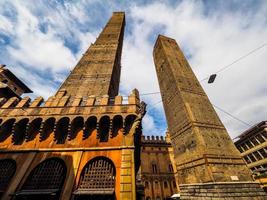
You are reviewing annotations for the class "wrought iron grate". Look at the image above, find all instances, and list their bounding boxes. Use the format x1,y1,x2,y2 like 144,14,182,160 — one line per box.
78,157,115,190
0,159,16,192
22,158,66,191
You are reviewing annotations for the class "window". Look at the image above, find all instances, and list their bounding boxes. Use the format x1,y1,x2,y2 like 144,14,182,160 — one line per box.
169,164,173,172
251,137,259,146
242,143,248,151
1,79,8,84
259,148,267,158
145,181,149,189
155,181,159,189
152,163,157,173
253,151,263,160
237,146,243,153
173,181,176,188
244,156,251,164
255,134,265,143
164,181,168,188
248,154,256,162
246,141,253,148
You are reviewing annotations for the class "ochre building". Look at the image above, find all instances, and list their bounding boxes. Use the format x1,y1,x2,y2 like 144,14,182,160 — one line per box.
0,12,146,200
235,121,267,191
140,133,178,200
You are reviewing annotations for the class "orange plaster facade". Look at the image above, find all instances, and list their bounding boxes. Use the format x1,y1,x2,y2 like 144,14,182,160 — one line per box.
0,12,145,200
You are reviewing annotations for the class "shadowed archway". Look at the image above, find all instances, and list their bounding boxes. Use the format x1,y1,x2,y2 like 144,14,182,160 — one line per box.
83,116,97,139
13,118,29,145
26,118,42,141
0,118,15,142
69,117,84,140
98,116,110,142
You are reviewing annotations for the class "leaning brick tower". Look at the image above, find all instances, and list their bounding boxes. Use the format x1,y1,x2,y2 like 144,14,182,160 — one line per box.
153,35,266,199
0,12,145,200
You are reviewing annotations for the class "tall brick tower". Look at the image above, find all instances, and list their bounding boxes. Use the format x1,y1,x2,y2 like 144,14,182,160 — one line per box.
0,12,145,200
153,35,266,199
58,12,124,97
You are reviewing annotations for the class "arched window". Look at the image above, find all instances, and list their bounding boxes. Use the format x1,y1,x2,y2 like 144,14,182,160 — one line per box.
152,162,157,173
145,181,149,189
15,158,66,199
169,164,173,172
154,181,160,190
0,159,16,196
164,181,168,188
173,180,176,188
75,157,115,196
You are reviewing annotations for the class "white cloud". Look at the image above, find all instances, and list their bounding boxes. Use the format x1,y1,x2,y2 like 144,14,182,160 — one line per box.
4,1,76,73
0,15,14,34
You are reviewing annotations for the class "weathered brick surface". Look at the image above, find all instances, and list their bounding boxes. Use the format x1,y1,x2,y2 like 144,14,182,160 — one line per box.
180,182,267,199
57,13,125,98
153,35,266,198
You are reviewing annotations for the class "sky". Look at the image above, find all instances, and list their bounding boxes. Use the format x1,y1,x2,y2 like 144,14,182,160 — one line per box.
0,0,266,139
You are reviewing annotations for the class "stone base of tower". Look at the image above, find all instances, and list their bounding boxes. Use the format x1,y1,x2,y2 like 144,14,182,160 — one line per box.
179,182,267,200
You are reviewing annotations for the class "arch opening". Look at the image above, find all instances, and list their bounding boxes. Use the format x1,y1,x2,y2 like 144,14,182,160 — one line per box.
13,118,29,145
40,118,55,141
83,116,97,139
55,117,69,144
111,115,123,138
74,156,116,200
26,118,42,141
124,115,137,135
0,119,15,142
69,117,84,140
99,116,110,142
15,158,66,200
